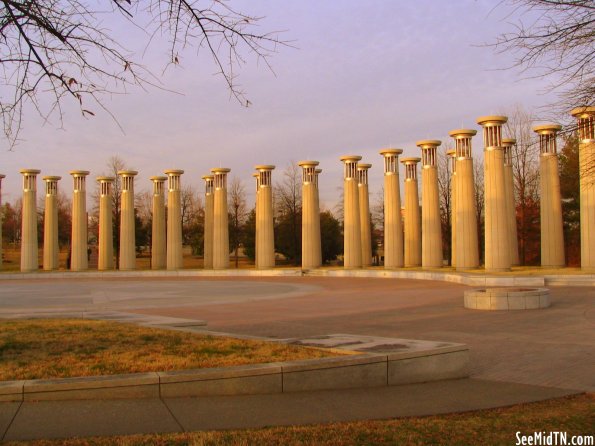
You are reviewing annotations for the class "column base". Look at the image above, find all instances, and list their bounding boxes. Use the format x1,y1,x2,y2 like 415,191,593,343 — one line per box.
456,266,480,271
581,266,595,273
541,263,565,269
484,267,511,273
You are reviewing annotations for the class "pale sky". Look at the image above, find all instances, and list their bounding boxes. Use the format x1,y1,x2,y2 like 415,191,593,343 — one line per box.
0,0,559,208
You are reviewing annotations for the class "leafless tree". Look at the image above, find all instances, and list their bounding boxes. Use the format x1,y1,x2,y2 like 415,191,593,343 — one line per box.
492,0,594,112
274,162,301,264
437,144,453,264
228,176,246,267
0,0,287,146
474,157,485,263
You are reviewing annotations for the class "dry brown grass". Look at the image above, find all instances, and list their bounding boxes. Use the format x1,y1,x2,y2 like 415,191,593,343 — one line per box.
0,319,339,380
4,393,593,445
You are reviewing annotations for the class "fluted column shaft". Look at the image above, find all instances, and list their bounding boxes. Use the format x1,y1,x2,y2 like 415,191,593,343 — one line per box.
150,177,167,270
417,140,443,269
502,140,520,266
20,169,40,272
380,150,403,269
255,166,275,269
212,168,230,269
571,107,595,272
70,171,89,271
401,158,421,267
358,164,372,267
450,129,479,270
341,156,362,268
299,161,322,269
532,125,565,268
118,171,137,270
43,176,60,270
165,170,184,270
97,177,114,270
447,151,457,267
478,116,511,272
203,176,214,269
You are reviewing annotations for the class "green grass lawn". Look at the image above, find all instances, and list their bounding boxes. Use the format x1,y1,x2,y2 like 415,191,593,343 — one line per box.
0,319,340,380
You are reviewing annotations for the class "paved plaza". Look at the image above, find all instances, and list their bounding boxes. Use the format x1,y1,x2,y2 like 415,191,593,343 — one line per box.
1,275,593,392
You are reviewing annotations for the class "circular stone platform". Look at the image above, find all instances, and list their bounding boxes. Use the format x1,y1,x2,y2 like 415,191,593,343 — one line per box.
464,287,550,310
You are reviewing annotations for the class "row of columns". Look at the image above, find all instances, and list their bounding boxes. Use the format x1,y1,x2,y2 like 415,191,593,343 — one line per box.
2,108,594,272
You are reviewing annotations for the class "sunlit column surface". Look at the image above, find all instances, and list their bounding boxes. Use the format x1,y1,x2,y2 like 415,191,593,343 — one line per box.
255,165,275,269
165,169,184,270
502,138,520,266
299,161,322,270
212,167,230,269
314,168,323,266
20,169,41,272
0,174,4,269
417,140,443,269
571,106,595,272
203,175,215,270
400,157,421,267
477,115,511,272
149,176,167,270
118,170,138,270
449,129,479,270
42,176,61,271
341,155,362,268
379,149,404,269
533,124,565,268
447,150,457,267
97,177,115,271
70,170,90,271
357,163,372,267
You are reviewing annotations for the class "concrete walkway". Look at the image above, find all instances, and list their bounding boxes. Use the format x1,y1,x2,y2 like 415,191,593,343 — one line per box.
0,275,592,441
0,379,579,441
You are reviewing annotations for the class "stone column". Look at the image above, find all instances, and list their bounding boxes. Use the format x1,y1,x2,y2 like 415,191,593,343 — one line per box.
202,175,214,270
417,140,443,269
255,165,275,269
97,177,115,271
341,155,362,268
314,168,323,265
212,167,230,269
477,115,511,272
118,170,138,270
449,129,479,270
447,150,457,267
0,174,4,269
70,171,90,271
42,176,61,271
165,169,184,270
252,173,260,264
502,138,520,266
20,169,40,272
380,149,404,269
400,158,421,267
571,107,595,272
150,177,167,270
534,124,565,268
299,161,322,269
357,163,372,267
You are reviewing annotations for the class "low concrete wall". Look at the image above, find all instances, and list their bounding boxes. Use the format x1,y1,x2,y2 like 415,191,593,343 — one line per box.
464,288,550,310
2,346,469,402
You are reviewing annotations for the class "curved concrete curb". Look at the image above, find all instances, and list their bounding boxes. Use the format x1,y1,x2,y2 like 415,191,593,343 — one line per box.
0,268,593,286
0,345,469,402
464,287,550,310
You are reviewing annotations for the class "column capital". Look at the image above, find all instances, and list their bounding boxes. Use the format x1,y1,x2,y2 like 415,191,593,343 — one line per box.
255,164,275,171
477,115,508,126
357,163,371,171
42,176,61,182
20,169,41,176
0,174,5,180
97,176,115,183
340,155,362,163
570,106,595,119
117,170,138,177
532,123,562,135
416,139,442,149
298,160,319,168
357,163,371,186
341,155,360,180
164,169,184,176
210,167,231,175
400,157,421,165
150,176,168,183
417,140,441,167
449,128,477,138
379,148,403,157
69,170,90,177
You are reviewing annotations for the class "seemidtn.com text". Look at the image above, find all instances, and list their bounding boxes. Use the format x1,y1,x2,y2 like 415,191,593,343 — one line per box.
516,432,594,446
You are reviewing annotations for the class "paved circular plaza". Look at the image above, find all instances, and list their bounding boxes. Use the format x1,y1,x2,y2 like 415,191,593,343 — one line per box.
1,276,593,392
